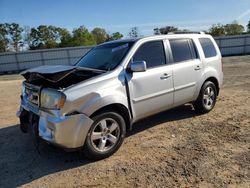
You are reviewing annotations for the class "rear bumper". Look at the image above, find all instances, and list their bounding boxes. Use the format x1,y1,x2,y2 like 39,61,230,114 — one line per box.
17,97,93,149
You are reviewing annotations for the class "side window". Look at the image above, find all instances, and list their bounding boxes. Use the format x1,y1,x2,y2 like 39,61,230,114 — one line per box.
169,39,195,63
133,41,167,68
199,38,217,58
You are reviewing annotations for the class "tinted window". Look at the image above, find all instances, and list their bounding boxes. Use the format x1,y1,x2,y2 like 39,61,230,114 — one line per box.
199,38,217,58
133,41,166,68
170,39,194,63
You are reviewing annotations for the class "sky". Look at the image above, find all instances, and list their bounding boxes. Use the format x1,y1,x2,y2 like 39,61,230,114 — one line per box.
0,0,250,36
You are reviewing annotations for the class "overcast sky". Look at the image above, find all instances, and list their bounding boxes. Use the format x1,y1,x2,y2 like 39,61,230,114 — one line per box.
0,0,250,36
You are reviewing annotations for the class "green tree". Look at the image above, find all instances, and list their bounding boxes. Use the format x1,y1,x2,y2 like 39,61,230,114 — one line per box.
153,26,178,34
128,27,140,38
28,27,42,49
224,21,244,35
209,24,225,37
0,23,9,52
38,25,60,48
23,26,36,50
58,28,72,47
91,27,107,44
69,26,96,46
28,25,66,49
247,21,250,33
107,32,123,41
6,23,23,52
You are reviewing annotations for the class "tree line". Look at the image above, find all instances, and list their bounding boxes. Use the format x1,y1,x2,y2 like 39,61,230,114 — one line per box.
0,24,123,52
128,21,250,38
153,21,250,36
0,20,250,52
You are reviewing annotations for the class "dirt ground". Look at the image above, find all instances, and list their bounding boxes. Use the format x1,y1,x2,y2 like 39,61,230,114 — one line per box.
0,55,249,188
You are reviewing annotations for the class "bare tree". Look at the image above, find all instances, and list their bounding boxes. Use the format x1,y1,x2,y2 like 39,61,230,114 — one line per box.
128,27,140,38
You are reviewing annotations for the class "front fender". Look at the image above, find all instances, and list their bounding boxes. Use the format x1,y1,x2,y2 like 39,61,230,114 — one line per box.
61,88,129,118
79,91,129,117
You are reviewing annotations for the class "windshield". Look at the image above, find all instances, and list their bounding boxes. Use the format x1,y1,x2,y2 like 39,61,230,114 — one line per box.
76,42,134,71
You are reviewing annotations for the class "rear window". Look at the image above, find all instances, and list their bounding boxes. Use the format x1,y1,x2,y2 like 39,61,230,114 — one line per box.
199,38,217,58
169,39,197,63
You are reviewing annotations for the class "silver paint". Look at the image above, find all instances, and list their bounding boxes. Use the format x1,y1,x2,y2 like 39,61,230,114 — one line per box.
17,33,223,149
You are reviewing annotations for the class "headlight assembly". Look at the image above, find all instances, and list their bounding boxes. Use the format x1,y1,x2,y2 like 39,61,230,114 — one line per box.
40,88,66,109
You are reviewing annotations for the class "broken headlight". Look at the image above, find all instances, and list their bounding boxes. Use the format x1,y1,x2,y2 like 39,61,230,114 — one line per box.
40,88,66,109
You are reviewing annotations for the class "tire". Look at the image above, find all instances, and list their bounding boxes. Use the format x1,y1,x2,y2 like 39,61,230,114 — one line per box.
20,122,29,133
19,109,29,133
83,111,126,160
193,81,217,114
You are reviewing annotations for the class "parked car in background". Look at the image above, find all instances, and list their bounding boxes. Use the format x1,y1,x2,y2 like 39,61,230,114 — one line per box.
17,33,223,160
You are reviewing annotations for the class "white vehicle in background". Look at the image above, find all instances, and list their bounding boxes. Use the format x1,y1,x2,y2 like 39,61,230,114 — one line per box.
17,32,223,160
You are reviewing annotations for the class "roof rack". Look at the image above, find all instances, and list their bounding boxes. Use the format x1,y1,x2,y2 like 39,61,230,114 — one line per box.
168,31,205,34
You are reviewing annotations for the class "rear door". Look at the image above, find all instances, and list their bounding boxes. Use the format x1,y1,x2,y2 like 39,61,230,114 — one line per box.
169,38,203,106
127,40,174,120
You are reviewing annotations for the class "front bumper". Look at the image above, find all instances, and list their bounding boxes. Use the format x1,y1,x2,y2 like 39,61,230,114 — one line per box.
17,96,93,149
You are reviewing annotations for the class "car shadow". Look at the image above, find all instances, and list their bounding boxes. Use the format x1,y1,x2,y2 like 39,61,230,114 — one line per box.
0,125,91,187
0,104,199,187
128,104,199,137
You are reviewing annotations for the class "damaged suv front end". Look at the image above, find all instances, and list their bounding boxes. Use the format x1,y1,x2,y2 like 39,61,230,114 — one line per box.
17,65,106,149
17,41,134,153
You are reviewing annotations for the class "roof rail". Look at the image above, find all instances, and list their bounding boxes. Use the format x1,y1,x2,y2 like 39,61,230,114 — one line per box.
168,31,205,34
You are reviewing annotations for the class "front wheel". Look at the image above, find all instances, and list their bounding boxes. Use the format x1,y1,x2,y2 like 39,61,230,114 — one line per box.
83,111,126,160
193,81,217,114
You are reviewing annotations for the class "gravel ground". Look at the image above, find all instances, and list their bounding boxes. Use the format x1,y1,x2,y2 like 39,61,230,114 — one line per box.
0,55,249,188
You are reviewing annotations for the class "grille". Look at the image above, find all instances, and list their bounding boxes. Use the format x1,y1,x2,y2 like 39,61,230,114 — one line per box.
24,82,40,106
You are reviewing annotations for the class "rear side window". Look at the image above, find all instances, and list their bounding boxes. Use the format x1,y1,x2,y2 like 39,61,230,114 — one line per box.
169,39,197,63
199,38,217,58
133,41,166,68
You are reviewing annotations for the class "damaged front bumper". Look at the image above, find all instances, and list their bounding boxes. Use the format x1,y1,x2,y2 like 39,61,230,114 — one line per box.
17,95,93,149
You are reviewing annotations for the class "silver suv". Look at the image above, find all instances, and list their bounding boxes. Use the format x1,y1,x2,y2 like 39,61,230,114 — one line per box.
17,33,223,160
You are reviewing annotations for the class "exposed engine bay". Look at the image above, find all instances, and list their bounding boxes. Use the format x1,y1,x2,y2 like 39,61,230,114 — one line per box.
21,65,105,89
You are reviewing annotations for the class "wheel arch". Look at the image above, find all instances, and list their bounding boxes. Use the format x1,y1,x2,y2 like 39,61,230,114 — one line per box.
204,77,220,95
89,103,132,131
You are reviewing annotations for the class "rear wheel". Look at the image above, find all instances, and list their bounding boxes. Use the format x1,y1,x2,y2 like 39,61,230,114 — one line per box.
193,81,217,114
83,112,126,160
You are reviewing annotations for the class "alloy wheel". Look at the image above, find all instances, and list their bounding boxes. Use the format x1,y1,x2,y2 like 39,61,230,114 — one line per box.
90,118,120,152
203,86,215,109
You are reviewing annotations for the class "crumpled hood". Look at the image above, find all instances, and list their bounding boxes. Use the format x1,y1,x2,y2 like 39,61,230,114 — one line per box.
21,65,76,75
21,65,78,83
21,65,104,88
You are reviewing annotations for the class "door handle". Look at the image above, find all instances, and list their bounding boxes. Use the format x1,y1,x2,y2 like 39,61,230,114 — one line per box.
160,73,171,80
194,66,201,71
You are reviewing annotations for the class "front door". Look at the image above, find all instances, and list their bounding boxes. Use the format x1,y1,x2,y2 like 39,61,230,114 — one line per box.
126,40,174,121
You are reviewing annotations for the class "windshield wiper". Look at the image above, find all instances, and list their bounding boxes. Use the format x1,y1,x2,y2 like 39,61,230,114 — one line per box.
74,66,107,73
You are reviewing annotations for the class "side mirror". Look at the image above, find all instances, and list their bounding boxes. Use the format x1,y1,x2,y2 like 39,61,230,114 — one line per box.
129,61,147,72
